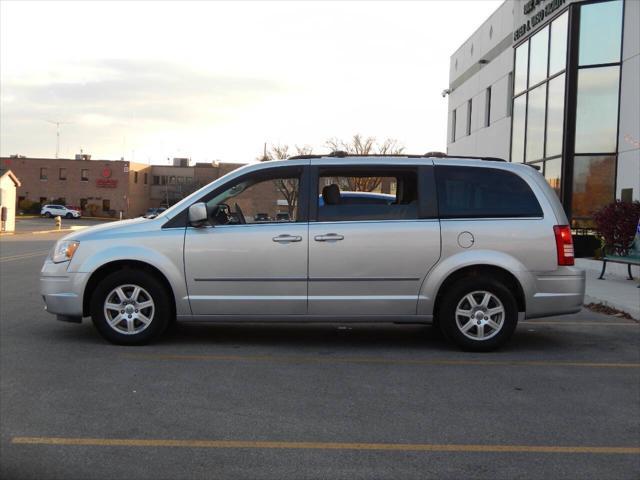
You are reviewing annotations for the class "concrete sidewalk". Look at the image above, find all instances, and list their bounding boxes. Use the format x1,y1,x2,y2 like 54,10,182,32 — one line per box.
576,258,640,320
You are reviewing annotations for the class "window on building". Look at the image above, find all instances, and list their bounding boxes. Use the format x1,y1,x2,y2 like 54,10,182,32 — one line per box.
436,166,542,218
544,158,562,198
571,155,615,227
466,99,472,136
511,95,526,163
169,176,176,185
549,11,568,75
546,73,566,158
80,198,88,211
186,176,193,183
102,199,111,212
485,87,492,127
152,176,160,185
40,168,47,180
59,168,67,180
514,43,528,95
317,169,418,222
578,0,623,67
81,169,89,181
507,72,514,116
529,26,549,87
144,173,148,185
574,65,620,154
177,176,184,184
134,171,138,183
451,109,457,142
525,83,547,163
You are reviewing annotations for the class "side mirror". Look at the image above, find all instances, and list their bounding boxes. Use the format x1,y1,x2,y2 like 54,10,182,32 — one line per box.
188,202,208,227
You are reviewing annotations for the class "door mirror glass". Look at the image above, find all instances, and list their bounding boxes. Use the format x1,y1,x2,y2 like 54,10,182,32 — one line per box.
188,202,208,227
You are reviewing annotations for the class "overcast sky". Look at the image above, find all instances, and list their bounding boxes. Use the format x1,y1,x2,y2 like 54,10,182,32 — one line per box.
1,0,501,164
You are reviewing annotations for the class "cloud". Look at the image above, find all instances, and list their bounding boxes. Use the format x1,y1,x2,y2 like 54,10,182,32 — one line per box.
2,59,284,127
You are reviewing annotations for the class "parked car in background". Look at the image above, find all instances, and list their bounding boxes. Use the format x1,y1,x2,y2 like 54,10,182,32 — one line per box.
143,207,167,218
40,154,584,351
40,204,81,219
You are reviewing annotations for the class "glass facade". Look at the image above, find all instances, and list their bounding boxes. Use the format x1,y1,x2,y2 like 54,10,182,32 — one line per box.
511,11,567,169
510,1,623,224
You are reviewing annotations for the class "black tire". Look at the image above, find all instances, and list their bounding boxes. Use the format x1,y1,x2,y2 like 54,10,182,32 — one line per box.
65,213,73,219
44,212,52,218
90,269,171,345
438,277,518,352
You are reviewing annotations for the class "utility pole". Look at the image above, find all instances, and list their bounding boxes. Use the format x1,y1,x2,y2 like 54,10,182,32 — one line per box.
46,120,72,159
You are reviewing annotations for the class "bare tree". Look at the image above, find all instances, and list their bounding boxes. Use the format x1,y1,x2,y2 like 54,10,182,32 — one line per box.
324,134,405,192
260,144,313,219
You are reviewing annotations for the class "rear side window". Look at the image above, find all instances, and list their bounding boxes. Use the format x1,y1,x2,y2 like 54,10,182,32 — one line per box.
317,168,418,222
436,166,542,218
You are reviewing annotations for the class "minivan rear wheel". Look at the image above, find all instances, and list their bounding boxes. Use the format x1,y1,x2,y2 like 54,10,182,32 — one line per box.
438,277,518,351
90,270,170,345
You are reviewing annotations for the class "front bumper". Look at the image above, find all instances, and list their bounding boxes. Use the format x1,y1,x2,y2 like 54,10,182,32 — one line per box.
41,260,89,318
526,267,586,319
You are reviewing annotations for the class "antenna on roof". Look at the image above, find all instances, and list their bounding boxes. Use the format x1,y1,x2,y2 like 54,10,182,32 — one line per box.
45,120,72,159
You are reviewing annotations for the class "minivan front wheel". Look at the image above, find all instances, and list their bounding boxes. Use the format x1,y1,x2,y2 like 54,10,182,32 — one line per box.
438,278,518,351
90,270,170,345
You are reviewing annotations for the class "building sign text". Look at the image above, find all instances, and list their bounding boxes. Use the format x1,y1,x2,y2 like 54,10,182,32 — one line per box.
514,0,566,42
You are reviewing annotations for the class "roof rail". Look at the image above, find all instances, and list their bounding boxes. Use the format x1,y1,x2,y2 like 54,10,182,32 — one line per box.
286,153,508,162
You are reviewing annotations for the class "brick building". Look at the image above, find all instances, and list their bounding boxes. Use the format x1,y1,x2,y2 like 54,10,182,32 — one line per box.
1,155,152,217
0,155,252,218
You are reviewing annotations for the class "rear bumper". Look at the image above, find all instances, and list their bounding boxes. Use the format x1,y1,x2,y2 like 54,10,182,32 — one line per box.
40,260,89,318
526,267,586,319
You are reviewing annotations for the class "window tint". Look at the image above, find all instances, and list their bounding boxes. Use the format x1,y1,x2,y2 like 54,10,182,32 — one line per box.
436,166,542,218
317,169,418,222
206,171,301,225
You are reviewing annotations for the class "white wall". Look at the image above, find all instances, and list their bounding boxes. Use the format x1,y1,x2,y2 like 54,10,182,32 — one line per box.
0,175,17,232
617,0,640,201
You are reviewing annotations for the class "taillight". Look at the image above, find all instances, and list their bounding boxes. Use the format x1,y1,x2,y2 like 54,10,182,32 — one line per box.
553,225,574,266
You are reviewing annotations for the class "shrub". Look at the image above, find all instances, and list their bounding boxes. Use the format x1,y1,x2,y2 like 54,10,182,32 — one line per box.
593,200,640,255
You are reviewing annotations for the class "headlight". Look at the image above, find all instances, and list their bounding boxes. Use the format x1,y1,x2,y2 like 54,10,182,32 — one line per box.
52,240,80,263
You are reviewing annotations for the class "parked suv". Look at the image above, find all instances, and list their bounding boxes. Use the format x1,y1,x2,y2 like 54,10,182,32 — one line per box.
41,204,81,219
40,155,584,350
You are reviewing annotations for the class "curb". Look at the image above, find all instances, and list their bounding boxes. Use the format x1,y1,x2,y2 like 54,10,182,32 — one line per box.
584,294,640,321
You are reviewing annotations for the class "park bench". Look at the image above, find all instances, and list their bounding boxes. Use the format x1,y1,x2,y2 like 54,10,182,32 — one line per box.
598,221,640,286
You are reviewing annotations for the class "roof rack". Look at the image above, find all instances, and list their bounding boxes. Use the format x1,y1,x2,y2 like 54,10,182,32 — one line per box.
288,152,507,162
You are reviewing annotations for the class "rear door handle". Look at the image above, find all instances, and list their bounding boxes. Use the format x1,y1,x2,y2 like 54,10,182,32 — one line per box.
314,233,344,242
272,234,302,243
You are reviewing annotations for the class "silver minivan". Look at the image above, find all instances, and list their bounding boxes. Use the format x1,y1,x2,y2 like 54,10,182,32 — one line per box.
40,154,585,351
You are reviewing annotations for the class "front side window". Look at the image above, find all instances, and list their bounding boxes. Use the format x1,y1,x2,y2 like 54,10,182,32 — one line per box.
436,166,542,218
317,168,418,222
206,170,301,225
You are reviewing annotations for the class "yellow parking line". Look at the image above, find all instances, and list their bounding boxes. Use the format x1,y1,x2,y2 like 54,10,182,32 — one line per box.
122,353,640,369
11,436,640,455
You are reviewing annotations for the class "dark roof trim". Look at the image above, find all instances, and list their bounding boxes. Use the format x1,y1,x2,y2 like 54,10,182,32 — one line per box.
288,153,506,162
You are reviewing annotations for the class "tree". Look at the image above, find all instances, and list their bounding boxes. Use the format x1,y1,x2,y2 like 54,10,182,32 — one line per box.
324,134,405,192
259,144,313,219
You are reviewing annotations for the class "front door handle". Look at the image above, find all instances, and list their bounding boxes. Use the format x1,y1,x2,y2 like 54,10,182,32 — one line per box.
314,233,344,242
272,234,302,243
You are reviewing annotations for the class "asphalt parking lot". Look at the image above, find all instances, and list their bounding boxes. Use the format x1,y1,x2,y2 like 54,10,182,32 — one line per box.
0,232,638,480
